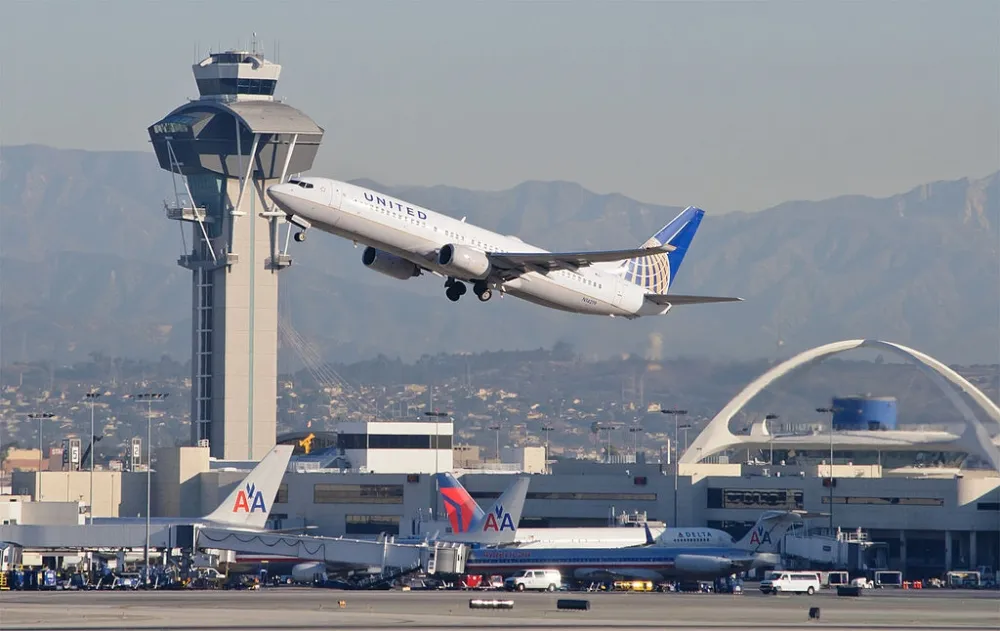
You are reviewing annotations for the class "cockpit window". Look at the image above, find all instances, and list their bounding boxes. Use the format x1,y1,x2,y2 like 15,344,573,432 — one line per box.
287,178,314,189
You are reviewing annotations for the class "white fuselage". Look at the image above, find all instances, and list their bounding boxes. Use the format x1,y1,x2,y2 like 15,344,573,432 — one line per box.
511,526,734,549
268,178,672,317
411,520,733,549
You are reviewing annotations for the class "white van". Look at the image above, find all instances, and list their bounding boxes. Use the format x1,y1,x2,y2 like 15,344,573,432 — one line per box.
504,569,562,592
759,571,821,595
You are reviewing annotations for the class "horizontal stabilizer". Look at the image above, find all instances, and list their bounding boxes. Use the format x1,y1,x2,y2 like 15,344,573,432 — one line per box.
645,294,743,306
490,245,675,274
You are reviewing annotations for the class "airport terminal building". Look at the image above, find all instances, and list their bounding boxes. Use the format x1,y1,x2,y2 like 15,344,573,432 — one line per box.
7,342,1000,580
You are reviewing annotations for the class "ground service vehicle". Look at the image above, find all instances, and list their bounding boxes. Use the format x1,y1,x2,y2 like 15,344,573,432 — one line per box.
759,571,821,595
504,569,561,592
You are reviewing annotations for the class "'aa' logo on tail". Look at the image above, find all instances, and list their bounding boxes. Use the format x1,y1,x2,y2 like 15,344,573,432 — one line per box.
233,483,267,513
749,525,772,546
482,504,515,532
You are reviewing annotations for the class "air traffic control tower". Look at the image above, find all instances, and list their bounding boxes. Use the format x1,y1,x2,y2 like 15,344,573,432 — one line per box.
148,49,324,460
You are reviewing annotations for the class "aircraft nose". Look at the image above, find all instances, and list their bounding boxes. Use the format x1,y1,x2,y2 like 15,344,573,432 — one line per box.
267,183,296,210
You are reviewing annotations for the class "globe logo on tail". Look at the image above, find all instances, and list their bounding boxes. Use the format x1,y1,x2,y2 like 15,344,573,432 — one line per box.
233,482,267,513
624,236,671,294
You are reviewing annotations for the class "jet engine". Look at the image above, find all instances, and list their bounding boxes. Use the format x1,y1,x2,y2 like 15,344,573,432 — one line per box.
362,247,420,280
437,243,490,280
291,561,327,584
673,554,736,576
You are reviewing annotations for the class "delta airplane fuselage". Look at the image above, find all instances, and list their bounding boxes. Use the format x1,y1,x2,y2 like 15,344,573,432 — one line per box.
466,544,772,582
267,178,739,315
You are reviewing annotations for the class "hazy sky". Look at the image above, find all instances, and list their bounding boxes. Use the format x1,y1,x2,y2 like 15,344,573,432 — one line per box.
1,1,997,212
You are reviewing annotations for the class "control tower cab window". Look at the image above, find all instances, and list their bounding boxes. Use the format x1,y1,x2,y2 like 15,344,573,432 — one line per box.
196,77,277,97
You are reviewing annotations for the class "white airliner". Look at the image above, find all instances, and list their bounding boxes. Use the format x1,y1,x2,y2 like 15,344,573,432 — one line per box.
426,473,735,550
267,178,741,315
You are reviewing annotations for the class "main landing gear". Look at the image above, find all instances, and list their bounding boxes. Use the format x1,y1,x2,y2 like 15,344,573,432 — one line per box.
445,278,466,302
474,280,492,302
445,279,494,302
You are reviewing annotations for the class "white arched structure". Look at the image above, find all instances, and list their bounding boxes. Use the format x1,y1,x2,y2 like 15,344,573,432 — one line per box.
681,339,1000,472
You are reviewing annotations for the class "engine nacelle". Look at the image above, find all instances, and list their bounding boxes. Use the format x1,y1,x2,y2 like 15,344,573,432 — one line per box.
291,561,327,584
362,247,420,280
437,243,491,280
673,554,735,576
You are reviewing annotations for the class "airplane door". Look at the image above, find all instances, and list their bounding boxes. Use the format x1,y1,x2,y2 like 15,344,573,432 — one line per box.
613,276,625,307
328,185,343,209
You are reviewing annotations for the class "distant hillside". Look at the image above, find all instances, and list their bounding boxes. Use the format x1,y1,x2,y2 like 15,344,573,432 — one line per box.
1,145,997,365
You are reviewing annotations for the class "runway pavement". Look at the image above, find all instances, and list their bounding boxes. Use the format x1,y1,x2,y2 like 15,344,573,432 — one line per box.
1,587,997,630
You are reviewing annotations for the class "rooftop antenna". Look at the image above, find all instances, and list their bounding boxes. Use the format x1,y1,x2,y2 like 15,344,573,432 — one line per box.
252,32,257,55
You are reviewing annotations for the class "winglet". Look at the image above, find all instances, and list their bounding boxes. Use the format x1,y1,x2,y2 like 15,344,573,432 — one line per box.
203,445,293,530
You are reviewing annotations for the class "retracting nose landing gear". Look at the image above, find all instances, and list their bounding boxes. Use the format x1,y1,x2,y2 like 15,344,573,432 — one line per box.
288,215,311,243
445,277,467,302
473,280,492,302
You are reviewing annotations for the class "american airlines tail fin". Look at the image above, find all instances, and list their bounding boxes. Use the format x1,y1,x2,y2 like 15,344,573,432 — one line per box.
203,445,294,530
434,472,529,545
436,472,486,534
733,510,803,554
618,206,704,294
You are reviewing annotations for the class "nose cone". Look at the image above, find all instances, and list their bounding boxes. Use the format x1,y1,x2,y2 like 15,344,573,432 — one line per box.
267,183,296,211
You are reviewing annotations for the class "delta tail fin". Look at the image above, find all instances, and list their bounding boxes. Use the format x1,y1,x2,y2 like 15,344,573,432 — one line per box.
618,206,704,295
436,472,486,534
434,472,529,545
733,510,803,554
203,444,294,530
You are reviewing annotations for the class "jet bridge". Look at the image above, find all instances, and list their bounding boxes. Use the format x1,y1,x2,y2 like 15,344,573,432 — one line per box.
196,527,428,572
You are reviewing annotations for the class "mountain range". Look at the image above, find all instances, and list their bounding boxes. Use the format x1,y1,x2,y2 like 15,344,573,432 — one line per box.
1,144,997,366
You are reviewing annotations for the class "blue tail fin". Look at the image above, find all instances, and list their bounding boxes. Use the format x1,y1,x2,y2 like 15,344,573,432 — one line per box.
620,206,704,294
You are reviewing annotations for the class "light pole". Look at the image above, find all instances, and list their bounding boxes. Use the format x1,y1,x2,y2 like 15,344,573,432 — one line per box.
85,392,102,524
765,414,779,465
629,426,643,457
424,410,449,521
541,425,554,472
488,424,501,462
423,411,449,474
816,406,838,534
27,412,55,500
133,393,168,587
661,408,687,527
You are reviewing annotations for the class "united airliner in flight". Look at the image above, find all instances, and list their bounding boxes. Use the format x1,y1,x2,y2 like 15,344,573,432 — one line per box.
267,178,741,316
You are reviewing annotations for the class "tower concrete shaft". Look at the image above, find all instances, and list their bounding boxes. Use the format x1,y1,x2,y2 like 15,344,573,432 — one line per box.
148,48,324,460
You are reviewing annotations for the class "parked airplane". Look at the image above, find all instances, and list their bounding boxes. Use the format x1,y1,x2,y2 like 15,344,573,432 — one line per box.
464,510,801,583
425,473,738,549
92,445,293,531
288,475,531,584
267,178,741,316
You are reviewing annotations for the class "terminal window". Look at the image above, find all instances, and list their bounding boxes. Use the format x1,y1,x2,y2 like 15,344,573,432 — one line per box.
345,515,401,536
313,483,404,504
708,488,804,510
821,496,944,506
337,433,453,450
275,483,288,504
470,491,656,502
